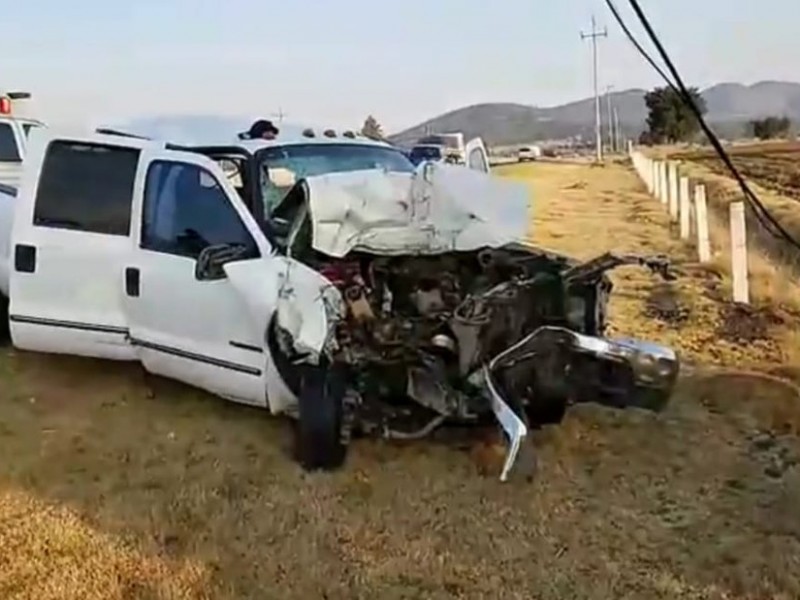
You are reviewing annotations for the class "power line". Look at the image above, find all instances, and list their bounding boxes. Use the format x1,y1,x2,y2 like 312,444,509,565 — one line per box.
581,15,608,163
604,0,800,251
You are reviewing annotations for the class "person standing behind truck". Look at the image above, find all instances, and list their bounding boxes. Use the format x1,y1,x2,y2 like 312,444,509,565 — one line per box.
247,119,280,140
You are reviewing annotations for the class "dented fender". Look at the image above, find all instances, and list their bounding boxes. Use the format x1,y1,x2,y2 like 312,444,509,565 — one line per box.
224,256,344,361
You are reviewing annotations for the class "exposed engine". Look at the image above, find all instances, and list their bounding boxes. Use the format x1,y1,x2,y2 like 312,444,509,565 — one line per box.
311,246,603,431
266,168,679,480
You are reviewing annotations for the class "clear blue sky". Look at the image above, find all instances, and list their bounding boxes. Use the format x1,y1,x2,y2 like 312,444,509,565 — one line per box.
1,0,797,132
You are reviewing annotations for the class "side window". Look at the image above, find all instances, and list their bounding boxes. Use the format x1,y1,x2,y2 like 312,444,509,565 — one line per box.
22,123,41,138
0,123,21,162
33,141,139,235
142,160,259,259
468,147,488,172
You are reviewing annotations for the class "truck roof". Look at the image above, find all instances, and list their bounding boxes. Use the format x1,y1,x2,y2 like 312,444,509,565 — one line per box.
235,128,393,153
100,118,395,151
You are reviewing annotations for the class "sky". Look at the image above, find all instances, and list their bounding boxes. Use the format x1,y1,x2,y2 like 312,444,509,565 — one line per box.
1,0,797,133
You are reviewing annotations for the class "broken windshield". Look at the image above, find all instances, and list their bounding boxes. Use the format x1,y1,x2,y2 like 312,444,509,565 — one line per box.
258,142,414,214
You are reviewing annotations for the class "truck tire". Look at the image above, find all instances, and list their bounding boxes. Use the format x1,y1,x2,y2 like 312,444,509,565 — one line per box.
294,361,348,471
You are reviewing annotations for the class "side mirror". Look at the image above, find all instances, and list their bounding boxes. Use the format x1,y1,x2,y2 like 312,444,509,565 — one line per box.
195,243,249,281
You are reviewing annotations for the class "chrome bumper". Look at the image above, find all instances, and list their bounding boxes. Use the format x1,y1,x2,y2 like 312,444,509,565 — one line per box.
479,326,679,482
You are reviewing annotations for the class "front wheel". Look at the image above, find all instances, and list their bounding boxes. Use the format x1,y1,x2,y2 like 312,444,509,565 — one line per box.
294,362,348,471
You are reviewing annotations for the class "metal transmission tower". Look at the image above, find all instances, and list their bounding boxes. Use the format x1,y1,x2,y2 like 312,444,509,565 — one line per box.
581,16,607,162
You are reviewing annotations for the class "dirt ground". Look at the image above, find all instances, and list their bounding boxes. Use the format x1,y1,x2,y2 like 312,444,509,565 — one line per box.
1,161,799,599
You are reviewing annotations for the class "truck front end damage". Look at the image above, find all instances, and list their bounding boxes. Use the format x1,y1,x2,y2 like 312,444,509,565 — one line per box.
270,165,680,480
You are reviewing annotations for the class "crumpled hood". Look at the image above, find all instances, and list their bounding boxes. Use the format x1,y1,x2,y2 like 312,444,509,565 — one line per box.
301,163,531,257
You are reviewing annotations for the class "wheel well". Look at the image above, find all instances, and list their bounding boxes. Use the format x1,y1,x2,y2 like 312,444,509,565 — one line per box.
265,314,302,396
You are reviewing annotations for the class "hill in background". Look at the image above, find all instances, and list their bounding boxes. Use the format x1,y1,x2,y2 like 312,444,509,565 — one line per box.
389,81,800,146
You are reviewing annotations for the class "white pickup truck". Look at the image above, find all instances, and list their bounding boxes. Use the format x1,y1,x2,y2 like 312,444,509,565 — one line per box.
0,125,679,481
0,92,46,187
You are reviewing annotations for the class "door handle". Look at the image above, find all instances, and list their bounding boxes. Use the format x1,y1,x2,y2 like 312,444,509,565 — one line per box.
125,267,140,297
14,244,36,273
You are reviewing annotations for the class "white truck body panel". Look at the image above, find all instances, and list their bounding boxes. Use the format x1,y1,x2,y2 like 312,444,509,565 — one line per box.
0,126,500,417
0,186,14,296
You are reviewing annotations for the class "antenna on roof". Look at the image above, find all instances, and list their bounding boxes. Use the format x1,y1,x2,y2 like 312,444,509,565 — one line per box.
271,107,287,123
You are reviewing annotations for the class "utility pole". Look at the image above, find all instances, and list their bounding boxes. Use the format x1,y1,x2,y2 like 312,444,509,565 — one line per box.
581,15,607,163
605,85,615,153
613,106,622,153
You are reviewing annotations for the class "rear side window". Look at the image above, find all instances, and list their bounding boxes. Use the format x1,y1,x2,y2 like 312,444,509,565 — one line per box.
0,123,20,162
22,123,41,138
33,141,139,235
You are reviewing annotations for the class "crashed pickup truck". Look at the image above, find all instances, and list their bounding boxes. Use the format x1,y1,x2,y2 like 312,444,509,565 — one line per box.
0,125,679,480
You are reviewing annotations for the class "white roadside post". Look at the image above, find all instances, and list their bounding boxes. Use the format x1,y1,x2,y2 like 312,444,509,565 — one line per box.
679,176,691,239
652,161,659,198
658,162,667,205
694,184,711,262
668,162,679,221
652,160,659,198
729,201,749,303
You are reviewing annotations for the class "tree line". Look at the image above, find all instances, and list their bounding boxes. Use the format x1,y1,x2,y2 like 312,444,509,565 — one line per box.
639,86,793,144
362,90,794,147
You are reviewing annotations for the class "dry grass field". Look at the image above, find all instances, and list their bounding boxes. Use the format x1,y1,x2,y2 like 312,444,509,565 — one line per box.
673,141,800,201
1,160,799,599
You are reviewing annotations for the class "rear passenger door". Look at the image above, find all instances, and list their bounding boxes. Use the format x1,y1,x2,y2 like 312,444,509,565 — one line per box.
9,130,147,360
465,137,491,174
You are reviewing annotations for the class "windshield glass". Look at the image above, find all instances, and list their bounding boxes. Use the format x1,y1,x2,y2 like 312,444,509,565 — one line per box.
419,135,460,149
258,142,414,214
409,146,442,163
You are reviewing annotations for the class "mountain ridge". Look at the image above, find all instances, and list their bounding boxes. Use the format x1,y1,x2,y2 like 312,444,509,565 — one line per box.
389,81,800,146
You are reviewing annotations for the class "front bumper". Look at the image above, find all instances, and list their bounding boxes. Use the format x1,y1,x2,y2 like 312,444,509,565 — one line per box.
477,326,680,482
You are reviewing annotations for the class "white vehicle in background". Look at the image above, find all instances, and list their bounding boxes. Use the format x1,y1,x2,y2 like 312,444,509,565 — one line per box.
0,121,679,481
517,146,542,162
417,132,466,164
0,91,46,187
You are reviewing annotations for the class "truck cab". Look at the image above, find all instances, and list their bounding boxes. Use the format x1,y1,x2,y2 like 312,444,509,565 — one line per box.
0,92,46,187
1,125,493,411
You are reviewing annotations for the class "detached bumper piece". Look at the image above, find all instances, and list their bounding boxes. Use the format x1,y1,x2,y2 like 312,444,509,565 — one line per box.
479,326,680,482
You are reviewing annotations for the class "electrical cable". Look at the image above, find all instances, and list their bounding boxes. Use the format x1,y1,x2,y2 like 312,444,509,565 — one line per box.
622,0,796,244
603,0,785,241
604,0,800,249
602,0,676,92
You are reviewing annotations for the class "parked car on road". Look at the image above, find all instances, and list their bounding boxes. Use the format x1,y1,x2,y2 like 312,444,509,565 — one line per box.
517,146,542,162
